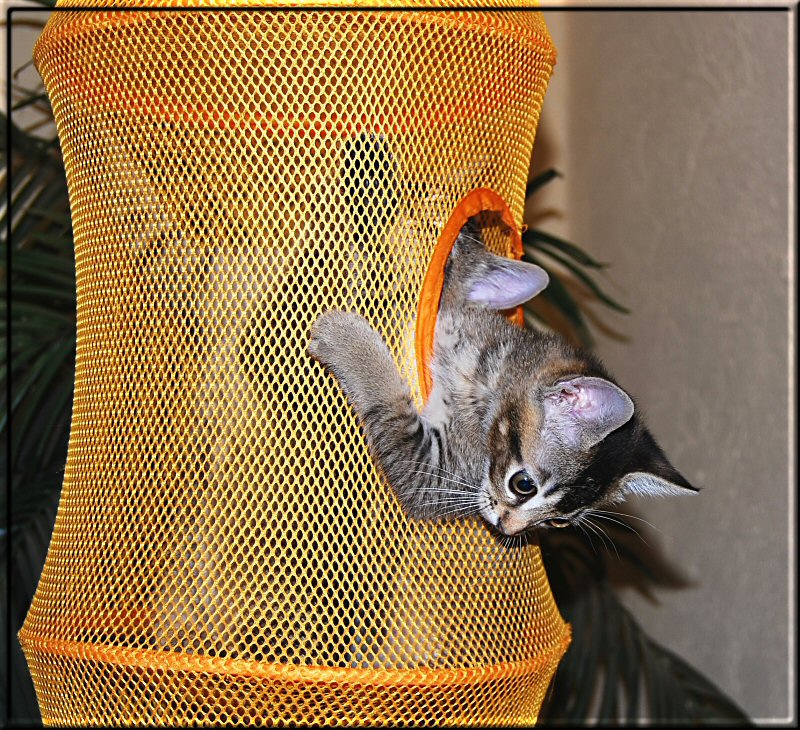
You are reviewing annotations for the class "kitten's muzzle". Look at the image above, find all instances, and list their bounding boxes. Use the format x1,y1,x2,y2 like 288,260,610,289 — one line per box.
495,510,529,536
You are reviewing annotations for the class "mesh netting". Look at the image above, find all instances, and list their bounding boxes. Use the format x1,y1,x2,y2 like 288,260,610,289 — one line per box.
21,1,569,725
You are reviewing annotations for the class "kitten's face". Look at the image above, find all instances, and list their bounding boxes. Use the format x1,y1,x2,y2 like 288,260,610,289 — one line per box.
443,220,696,535
479,384,600,535
476,373,695,536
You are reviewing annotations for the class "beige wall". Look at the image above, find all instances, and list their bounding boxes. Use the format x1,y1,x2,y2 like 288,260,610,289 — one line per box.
530,9,793,724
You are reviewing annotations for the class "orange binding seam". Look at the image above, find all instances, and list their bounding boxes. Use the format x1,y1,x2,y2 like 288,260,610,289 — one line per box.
416,188,525,402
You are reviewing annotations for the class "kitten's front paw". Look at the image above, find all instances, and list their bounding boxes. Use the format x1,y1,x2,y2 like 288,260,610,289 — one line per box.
309,309,410,417
307,310,375,370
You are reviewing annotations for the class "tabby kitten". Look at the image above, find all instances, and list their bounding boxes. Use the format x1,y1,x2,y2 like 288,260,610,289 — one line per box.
308,221,696,537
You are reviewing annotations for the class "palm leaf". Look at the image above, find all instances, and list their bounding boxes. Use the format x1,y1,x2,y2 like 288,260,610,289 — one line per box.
1,493,58,723
537,529,752,725
526,167,562,199
528,240,630,314
523,250,594,347
2,102,74,725
11,93,50,112
523,171,629,344
523,227,609,270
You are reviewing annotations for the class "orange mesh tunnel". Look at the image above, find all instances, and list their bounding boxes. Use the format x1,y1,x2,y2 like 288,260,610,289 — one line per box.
20,1,571,725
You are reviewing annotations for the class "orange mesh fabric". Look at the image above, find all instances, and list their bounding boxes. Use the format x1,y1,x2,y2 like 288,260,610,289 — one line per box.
21,2,569,725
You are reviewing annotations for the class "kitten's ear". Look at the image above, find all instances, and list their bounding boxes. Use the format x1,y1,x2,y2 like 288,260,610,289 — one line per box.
623,473,698,498
621,429,699,498
544,376,634,449
467,256,549,309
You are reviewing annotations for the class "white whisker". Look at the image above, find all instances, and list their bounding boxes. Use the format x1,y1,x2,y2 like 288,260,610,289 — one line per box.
458,231,489,248
408,469,479,491
491,535,509,570
432,499,488,511
416,486,473,496
431,494,484,503
581,518,609,555
514,533,525,567
505,536,516,569
398,459,467,480
590,509,662,535
574,519,598,555
433,492,489,502
435,504,486,519
586,510,650,547
583,516,620,560
420,493,483,505
413,483,475,496
518,532,528,569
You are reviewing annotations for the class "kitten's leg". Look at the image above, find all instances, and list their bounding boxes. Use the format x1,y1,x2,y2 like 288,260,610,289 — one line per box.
308,310,448,520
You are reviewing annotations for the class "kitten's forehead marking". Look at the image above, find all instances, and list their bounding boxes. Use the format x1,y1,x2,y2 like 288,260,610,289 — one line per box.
490,396,542,495
537,358,589,387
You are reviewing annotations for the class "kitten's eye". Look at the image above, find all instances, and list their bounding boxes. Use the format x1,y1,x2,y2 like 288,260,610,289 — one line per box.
544,518,570,528
509,470,538,497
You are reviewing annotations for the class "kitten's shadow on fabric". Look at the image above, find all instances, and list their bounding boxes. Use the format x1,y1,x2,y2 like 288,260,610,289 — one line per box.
602,510,695,600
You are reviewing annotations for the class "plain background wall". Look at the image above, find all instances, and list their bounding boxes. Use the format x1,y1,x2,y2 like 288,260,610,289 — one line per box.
528,8,793,724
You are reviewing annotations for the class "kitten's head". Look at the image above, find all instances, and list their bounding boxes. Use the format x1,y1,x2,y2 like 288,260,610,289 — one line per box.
445,219,698,535
479,366,698,536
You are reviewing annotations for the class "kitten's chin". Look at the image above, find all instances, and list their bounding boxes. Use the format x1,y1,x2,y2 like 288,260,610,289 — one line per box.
483,520,525,540
479,506,524,537
495,511,532,537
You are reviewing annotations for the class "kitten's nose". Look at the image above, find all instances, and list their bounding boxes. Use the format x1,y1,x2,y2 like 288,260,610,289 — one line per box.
497,509,526,536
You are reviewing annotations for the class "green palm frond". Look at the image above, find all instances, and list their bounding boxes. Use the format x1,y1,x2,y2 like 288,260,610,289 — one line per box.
523,168,629,348
2,114,75,477
538,525,752,725
2,108,74,724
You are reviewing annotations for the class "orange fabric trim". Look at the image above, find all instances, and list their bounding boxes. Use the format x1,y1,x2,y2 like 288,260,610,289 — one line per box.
18,627,572,688
415,188,525,402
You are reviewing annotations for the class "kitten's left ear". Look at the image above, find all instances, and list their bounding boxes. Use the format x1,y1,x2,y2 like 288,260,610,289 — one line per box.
468,255,549,310
622,429,699,498
544,376,634,449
